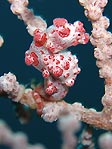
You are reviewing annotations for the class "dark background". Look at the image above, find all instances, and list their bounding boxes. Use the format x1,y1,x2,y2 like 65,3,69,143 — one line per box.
0,0,112,149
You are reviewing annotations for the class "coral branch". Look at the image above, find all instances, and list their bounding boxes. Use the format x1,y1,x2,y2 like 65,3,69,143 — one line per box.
98,132,112,149
42,101,112,130
79,0,112,107
78,125,95,149
1,73,112,130
57,114,81,149
0,120,46,149
76,0,112,129
7,0,47,36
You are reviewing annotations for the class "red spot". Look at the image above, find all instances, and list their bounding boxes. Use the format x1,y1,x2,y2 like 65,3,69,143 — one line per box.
64,73,70,78
30,52,39,66
43,60,49,65
25,52,33,65
74,72,77,75
63,61,70,70
47,82,53,86
34,29,47,47
65,79,75,87
58,27,70,38
48,66,53,71
68,57,71,61
78,21,83,26
70,80,74,86
42,70,50,78
53,66,63,77
40,50,45,54
43,56,49,65
43,57,48,61
56,59,60,64
49,55,54,59
76,21,85,33
47,43,55,53
41,68,44,71
45,85,57,95
83,33,89,44
25,51,39,66
32,90,44,115
60,55,64,60
51,30,56,34
53,18,68,27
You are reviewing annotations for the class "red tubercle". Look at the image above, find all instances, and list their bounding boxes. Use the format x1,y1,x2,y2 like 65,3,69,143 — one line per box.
78,21,83,26
25,51,39,66
25,52,34,65
43,60,49,65
40,50,45,54
48,65,53,71
42,69,50,78
47,82,53,87
49,55,55,59
46,43,55,53
52,66,63,77
30,52,39,66
63,61,70,70
64,73,70,78
58,27,70,38
68,57,72,61
53,18,68,27
45,85,57,95
32,90,44,115
43,57,48,61
34,29,47,47
56,59,60,65
60,55,64,60
83,33,89,44
72,33,89,45
75,21,85,33
65,79,75,87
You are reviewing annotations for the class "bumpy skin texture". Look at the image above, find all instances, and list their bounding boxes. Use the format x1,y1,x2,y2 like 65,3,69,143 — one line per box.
25,18,89,101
